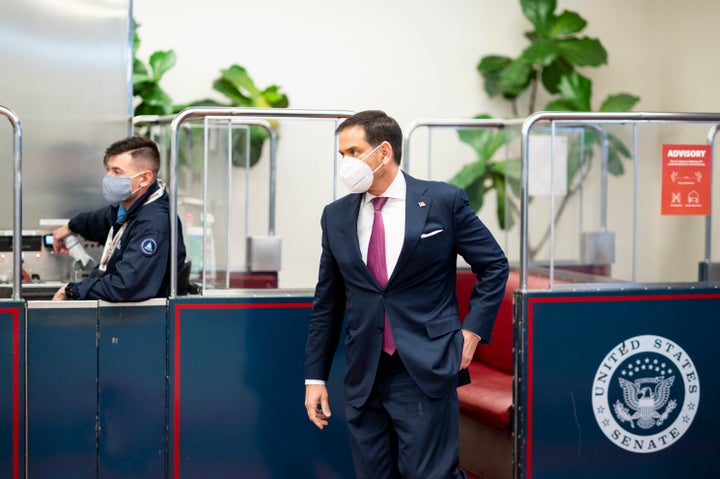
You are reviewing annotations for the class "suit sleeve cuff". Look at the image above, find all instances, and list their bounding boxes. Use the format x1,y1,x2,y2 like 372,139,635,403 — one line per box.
65,282,82,300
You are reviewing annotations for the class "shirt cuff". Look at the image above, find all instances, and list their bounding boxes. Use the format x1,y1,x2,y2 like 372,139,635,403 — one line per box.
305,379,326,386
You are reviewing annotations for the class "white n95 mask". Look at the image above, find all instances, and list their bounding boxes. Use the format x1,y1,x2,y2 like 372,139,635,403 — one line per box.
339,144,383,193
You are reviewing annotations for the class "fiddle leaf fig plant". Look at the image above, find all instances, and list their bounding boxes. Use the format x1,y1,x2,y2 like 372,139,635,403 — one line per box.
449,115,521,230
455,0,640,256
132,28,176,116
132,23,289,168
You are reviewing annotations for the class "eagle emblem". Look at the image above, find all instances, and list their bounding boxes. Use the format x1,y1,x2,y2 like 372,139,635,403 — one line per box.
614,376,677,429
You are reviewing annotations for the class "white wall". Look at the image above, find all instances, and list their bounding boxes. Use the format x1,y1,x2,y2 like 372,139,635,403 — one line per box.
133,0,720,287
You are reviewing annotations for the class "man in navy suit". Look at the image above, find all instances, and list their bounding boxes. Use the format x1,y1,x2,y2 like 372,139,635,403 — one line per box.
304,110,509,478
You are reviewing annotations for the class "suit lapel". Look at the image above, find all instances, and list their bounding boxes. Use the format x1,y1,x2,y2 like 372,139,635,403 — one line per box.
388,173,430,285
339,194,380,287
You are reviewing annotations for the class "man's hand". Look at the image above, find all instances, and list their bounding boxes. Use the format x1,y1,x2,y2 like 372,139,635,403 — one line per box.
305,384,331,430
53,285,68,301
460,329,480,369
52,224,72,254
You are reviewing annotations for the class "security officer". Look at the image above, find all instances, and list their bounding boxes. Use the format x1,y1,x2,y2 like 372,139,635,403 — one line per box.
52,136,186,302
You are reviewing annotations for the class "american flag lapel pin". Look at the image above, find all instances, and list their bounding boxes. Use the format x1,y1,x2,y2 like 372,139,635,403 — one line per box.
418,201,426,208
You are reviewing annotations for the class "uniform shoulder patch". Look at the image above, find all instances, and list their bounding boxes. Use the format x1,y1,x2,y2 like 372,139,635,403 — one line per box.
140,238,159,256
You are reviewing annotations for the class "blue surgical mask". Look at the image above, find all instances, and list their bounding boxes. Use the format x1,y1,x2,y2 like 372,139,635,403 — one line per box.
102,171,144,206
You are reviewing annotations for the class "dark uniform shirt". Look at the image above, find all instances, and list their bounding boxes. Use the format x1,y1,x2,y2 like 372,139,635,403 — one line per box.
67,181,186,302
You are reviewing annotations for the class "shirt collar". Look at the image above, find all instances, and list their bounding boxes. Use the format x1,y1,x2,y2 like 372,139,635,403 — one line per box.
116,204,128,224
363,170,406,205
125,180,160,217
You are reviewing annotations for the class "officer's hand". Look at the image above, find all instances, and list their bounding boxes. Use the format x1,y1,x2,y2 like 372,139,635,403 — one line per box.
53,285,68,301
305,384,331,430
52,224,72,254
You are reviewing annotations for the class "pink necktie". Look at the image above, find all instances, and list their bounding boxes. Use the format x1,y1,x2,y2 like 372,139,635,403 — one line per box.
368,197,396,355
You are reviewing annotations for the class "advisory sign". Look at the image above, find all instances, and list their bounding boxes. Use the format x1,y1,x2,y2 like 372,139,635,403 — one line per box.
661,144,712,215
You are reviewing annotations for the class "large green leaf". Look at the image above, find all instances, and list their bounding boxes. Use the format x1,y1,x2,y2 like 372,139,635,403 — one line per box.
599,93,640,112
261,85,290,108
605,133,631,176
548,10,586,38
607,147,625,176
464,176,486,213
478,56,514,97
482,70,507,98
521,38,558,67
136,84,172,107
449,160,488,190
521,0,557,36
133,59,150,84
213,78,252,106
458,129,494,158
457,115,517,163
608,132,631,159
477,55,512,75
220,65,261,97
545,98,575,111
556,72,592,111
492,174,515,230
232,125,268,167
172,98,224,115
540,56,573,93
134,102,168,117
497,158,523,199
490,157,522,182
132,28,140,55
499,58,534,94
480,131,512,161
148,50,176,82
556,37,607,66
566,136,586,188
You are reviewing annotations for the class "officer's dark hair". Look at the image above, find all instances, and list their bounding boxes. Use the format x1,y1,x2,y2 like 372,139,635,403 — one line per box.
336,110,403,165
104,136,161,177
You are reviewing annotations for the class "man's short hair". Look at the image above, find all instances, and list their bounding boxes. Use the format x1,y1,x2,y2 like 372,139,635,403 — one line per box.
103,136,161,176
336,110,403,165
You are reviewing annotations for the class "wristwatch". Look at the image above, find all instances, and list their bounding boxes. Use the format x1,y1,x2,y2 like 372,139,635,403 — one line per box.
65,282,81,300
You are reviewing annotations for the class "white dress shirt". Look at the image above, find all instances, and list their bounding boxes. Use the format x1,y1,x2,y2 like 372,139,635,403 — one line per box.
358,171,406,277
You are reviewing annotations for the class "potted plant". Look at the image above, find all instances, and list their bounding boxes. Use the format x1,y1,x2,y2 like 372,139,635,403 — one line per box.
132,23,289,169
451,0,639,258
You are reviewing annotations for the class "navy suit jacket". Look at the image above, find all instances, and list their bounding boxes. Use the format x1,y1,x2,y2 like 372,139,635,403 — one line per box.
305,172,509,407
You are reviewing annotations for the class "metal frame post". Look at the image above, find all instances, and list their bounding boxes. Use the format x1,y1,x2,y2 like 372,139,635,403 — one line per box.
0,106,23,301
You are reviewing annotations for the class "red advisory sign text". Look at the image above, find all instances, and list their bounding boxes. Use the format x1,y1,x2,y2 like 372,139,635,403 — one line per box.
661,144,712,215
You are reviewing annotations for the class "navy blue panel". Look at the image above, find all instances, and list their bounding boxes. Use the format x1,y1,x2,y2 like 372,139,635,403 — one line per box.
27,304,98,479
98,302,168,479
169,297,354,479
0,303,24,479
519,288,720,479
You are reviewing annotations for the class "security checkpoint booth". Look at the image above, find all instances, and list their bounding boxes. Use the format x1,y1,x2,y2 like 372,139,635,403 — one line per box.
512,112,720,478
1,107,720,479
0,106,360,479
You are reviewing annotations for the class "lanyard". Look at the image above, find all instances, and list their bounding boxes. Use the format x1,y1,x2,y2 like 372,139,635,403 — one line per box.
98,181,165,275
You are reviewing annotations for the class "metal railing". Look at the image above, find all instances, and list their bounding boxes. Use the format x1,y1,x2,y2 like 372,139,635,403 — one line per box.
520,111,720,290
168,107,355,297
404,118,611,268
0,105,22,301
706,123,719,263
403,118,526,176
